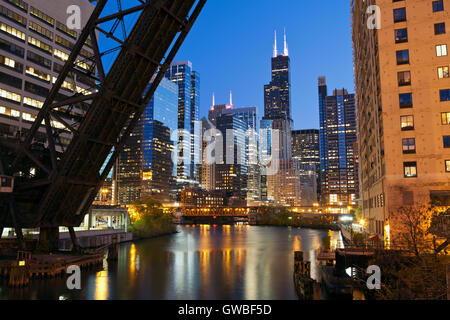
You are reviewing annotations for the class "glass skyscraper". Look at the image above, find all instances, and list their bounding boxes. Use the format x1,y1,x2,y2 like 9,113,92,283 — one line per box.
318,76,358,208
118,77,178,204
165,61,200,183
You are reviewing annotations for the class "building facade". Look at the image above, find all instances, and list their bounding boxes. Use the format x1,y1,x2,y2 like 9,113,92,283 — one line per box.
0,0,95,149
117,77,178,204
352,0,450,238
318,77,358,210
262,31,301,206
165,60,200,184
292,129,321,200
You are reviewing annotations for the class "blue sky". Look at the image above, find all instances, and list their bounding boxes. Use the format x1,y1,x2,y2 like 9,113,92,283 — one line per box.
99,0,355,130
174,0,356,130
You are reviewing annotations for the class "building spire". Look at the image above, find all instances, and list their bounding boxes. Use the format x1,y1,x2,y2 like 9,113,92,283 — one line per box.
273,30,278,58
212,92,215,107
229,91,233,106
283,28,288,56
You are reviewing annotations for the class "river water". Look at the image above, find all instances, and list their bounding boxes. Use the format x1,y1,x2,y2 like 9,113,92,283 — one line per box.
0,225,343,300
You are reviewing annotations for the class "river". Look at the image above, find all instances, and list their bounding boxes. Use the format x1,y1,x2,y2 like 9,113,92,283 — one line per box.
0,225,343,300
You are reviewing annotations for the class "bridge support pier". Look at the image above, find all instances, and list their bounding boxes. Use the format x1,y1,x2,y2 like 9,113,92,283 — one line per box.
38,227,59,253
68,227,81,254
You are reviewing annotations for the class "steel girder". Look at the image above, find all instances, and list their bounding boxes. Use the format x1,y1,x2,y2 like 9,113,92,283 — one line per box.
1,0,207,228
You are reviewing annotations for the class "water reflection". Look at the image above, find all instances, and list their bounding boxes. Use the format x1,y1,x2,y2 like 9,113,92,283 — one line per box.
0,226,340,300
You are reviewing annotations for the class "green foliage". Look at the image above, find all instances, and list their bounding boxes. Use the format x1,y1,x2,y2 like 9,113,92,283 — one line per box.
128,198,176,239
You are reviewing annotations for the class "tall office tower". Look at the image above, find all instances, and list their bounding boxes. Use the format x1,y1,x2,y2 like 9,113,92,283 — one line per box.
292,129,321,201
165,61,200,184
190,70,200,180
262,30,301,206
224,106,260,205
215,112,247,205
0,0,95,149
352,0,450,239
198,117,216,191
117,78,178,204
318,77,358,211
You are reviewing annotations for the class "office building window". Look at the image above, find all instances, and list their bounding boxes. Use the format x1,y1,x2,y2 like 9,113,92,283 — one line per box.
399,93,413,108
396,50,410,65
5,0,28,12
435,23,446,35
28,36,52,55
442,112,450,124
30,7,54,26
446,160,450,172
404,162,417,178
440,89,450,101
394,8,407,23
398,71,411,86
0,88,21,104
26,51,51,69
438,66,450,79
401,115,414,131
395,28,408,43
433,0,444,12
444,136,450,148
0,22,25,41
56,21,77,39
0,38,24,58
0,55,23,73
436,44,448,56
28,21,53,40
402,138,416,154
0,4,26,26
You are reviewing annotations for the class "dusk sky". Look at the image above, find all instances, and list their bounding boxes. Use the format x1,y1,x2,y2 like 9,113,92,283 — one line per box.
100,0,355,130
174,0,355,130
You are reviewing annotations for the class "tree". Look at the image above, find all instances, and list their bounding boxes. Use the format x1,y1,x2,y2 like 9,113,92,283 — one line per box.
389,205,436,256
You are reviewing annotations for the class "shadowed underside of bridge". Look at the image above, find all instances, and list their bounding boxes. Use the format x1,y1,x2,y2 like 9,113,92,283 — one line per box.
0,0,206,233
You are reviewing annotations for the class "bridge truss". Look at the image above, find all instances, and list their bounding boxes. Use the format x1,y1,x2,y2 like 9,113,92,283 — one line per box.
0,0,206,249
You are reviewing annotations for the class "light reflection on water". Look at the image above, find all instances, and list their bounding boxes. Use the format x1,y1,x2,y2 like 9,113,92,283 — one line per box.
0,225,341,300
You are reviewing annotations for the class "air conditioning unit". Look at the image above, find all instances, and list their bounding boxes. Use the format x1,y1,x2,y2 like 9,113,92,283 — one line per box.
0,175,14,193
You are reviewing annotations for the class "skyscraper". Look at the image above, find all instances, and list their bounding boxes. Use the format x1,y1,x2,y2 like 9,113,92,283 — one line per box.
264,30,291,122
0,0,95,150
318,77,358,211
352,0,450,239
165,61,200,184
292,129,320,201
118,77,178,204
215,112,247,205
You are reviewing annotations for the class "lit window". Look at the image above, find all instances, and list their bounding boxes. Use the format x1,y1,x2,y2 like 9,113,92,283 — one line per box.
442,112,450,124
398,71,411,86
401,115,414,130
436,44,448,56
446,160,450,172
404,162,417,178
0,22,25,41
0,88,21,103
438,66,449,79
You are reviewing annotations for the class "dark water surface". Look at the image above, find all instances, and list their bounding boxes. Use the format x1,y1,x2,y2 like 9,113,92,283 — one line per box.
0,225,342,300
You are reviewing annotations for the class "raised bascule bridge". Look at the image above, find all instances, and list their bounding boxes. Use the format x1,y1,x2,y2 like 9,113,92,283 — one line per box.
0,0,207,252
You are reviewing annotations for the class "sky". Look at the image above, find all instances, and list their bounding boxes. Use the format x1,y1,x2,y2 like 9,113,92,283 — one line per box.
99,0,355,131
174,0,356,130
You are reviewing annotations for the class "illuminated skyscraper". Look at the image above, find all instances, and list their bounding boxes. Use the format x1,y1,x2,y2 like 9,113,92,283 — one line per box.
118,78,178,204
318,77,358,209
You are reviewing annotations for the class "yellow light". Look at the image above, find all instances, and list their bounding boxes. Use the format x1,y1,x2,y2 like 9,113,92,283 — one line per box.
359,219,366,228
101,188,109,194
18,260,25,266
